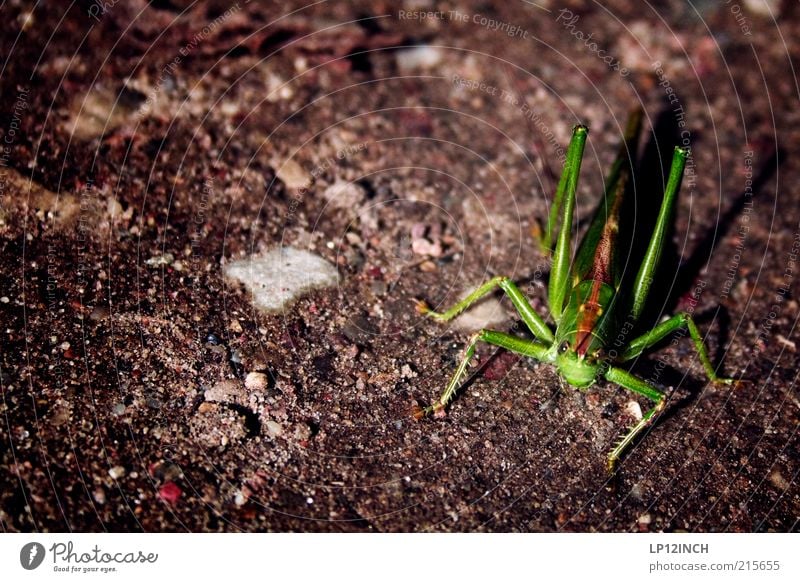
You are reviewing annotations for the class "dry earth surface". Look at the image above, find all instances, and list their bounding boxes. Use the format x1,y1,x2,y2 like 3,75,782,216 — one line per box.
1,0,798,531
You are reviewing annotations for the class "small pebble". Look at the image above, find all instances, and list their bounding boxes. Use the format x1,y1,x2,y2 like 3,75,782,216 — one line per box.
245,371,269,391
93,488,106,505
743,0,779,16
276,159,310,190
197,402,215,413
769,470,789,491
397,46,443,73
419,260,437,272
625,401,643,421
159,481,182,504
145,253,174,267
204,380,246,405
265,420,283,437
323,180,366,210
108,466,126,480
345,232,362,245
294,423,312,442
412,238,442,257
224,247,339,313
234,490,247,507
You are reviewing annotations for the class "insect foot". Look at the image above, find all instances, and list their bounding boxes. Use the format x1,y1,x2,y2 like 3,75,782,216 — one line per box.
726,378,751,390
412,298,433,315
606,399,666,473
412,401,445,420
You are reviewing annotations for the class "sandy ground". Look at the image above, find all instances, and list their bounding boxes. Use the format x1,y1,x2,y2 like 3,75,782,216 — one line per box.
1,0,798,532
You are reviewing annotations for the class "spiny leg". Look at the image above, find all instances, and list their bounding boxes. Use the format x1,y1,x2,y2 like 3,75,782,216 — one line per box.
619,312,738,385
415,329,551,418
538,124,589,256
604,366,666,472
547,125,588,321
415,276,555,344
629,146,687,322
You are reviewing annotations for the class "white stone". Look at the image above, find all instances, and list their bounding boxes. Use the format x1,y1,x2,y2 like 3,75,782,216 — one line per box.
108,466,126,480
447,288,509,332
276,159,310,190
265,420,283,437
625,400,643,421
397,46,443,73
225,247,339,312
322,180,366,209
244,371,268,391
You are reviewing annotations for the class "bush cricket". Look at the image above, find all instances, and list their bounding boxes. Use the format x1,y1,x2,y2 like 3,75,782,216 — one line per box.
414,109,742,471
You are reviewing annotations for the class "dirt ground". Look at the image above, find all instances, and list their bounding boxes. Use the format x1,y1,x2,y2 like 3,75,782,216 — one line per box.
1,0,798,532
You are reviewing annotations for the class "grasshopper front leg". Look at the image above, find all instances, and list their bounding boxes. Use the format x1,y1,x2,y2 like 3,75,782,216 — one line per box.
619,312,739,385
415,276,555,344
604,366,666,471
415,329,551,418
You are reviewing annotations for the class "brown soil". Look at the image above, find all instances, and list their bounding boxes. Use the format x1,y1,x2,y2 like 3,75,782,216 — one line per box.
1,0,798,532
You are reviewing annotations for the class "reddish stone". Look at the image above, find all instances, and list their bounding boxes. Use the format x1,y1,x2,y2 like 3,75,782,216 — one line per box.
159,481,182,505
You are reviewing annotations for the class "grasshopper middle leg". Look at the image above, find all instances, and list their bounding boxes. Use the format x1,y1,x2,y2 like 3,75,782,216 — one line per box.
619,312,738,385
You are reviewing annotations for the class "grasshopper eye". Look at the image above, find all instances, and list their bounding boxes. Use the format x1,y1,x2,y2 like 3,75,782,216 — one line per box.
590,348,606,363
558,341,570,354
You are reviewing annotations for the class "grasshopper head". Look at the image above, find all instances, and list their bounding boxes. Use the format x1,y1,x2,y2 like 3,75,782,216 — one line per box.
554,341,600,389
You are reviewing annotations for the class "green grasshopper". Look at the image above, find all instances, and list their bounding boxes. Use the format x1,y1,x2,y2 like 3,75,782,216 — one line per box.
414,109,741,471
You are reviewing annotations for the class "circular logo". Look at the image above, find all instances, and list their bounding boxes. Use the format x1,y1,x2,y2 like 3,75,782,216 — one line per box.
20,542,46,570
